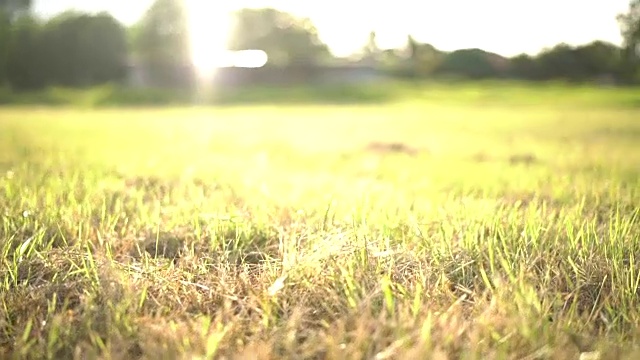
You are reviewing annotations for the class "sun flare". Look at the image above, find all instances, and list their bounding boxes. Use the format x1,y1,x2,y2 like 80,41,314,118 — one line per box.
185,1,268,76
185,1,230,75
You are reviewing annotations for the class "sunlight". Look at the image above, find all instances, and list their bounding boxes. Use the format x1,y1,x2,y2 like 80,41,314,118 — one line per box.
185,1,268,76
185,1,230,76
230,50,269,68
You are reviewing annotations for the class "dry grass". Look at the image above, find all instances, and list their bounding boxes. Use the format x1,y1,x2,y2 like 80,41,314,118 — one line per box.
1,88,640,359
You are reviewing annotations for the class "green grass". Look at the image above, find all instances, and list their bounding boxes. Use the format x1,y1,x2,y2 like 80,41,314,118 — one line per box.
1,84,640,359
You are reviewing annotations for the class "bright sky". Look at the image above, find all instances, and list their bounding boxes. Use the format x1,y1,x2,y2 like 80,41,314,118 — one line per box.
34,0,631,57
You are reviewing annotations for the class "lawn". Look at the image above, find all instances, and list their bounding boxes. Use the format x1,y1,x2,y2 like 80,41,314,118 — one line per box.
1,84,640,359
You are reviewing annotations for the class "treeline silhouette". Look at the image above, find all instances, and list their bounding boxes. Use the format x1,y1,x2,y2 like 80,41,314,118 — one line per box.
383,41,631,84
1,0,639,92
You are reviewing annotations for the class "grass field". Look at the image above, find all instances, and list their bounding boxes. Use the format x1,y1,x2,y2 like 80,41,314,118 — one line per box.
1,84,640,359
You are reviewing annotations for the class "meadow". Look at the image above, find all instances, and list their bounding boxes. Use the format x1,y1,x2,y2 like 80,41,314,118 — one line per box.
0,83,639,359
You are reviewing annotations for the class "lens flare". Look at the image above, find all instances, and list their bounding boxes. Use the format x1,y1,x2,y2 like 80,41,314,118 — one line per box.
185,2,268,77
185,2,232,76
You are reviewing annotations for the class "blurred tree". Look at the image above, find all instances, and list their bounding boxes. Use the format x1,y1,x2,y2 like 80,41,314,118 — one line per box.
38,11,128,87
368,36,442,78
87,13,129,84
511,42,622,83
131,0,192,87
617,0,640,82
535,44,581,81
4,15,44,90
0,0,32,85
435,48,510,79
228,8,331,67
0,14,9,85
534,43,607,82
407,35,418,61
510,54,540,80
366,31,378,54
379,48,408,72
0,0,31,20
574,41,622,80
407,37,443,77
361,31,379,65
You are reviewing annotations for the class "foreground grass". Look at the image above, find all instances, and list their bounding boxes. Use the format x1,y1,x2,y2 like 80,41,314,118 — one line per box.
1,88,640,359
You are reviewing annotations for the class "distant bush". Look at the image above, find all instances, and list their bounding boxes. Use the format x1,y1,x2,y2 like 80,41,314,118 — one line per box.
0,86,72,106
0,82,406,107
93,85,191,107
0,81,638,109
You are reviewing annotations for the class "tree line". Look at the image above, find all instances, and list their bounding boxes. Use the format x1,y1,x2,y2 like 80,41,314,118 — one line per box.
1,0,639,91
391,40,633,84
